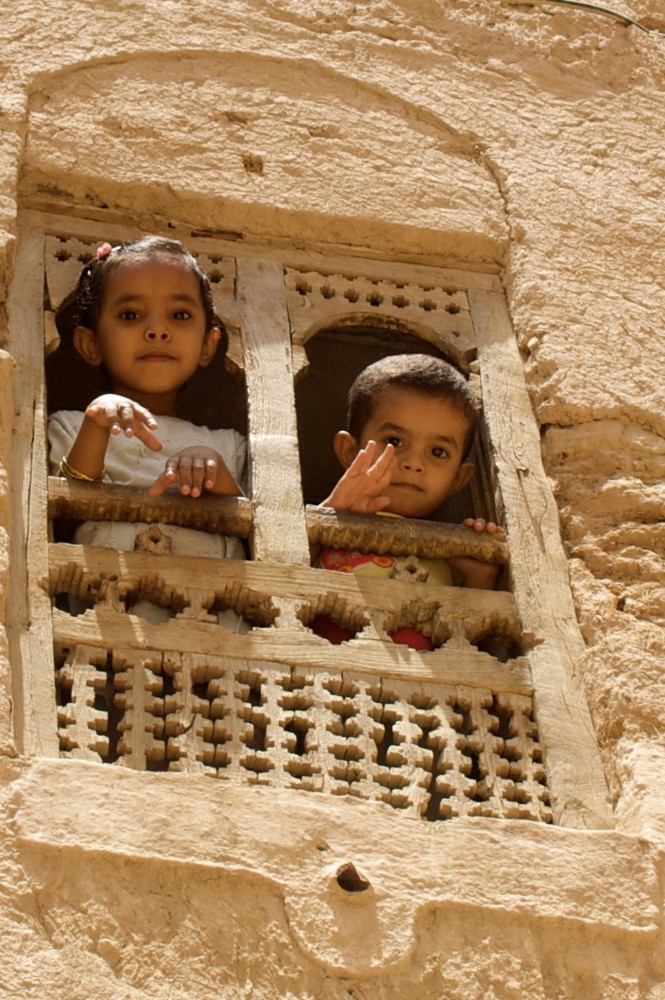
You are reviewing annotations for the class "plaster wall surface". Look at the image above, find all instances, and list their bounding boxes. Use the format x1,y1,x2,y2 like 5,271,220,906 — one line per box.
0,1,664,997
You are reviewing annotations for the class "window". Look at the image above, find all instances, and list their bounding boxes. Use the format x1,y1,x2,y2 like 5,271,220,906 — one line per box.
6,211,611,829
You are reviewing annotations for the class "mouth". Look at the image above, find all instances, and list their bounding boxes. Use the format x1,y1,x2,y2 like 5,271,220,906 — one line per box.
391,481,424,493
138,353,176,361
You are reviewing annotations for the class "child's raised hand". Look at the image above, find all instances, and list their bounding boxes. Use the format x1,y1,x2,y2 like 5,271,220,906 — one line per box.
85,394,162,451
321,440,395,513
147,446,241,499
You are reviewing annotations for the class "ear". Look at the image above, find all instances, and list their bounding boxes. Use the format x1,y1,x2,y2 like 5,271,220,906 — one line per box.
73,325,103,367
333,430,360,469
198,326,221,368
448,460,475,496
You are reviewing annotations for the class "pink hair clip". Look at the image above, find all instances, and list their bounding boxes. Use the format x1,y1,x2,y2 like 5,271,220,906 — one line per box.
95,242,114,259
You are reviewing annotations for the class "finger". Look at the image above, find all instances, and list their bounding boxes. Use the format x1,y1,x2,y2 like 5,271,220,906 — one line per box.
464,518,487,532
114,401,141,436
147,472,170,497
204,457,217,490
189,458,206,498
132,405,159,432
132,421,163,452
366,496,391,513
347,444,375,476
361,440,379,465
175,456,193,495
369,442,395,478
86,401,122,435
465,518,507,535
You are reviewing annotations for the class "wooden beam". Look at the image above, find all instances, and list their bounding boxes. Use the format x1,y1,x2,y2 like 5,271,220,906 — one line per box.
6,226,59,757
48,477,253,537
236,257,310,564
469,288,613,829
47,543,521,639
47,481,509,564
307,505,510,563
51,608,533,696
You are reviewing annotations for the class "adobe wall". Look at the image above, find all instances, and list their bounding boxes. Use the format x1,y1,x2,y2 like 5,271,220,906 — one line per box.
0,2,664,997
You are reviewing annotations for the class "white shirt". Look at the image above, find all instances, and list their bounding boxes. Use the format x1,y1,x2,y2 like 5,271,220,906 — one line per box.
48,410,247,560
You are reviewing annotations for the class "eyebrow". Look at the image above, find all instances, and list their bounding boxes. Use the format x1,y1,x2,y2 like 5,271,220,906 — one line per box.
113,292,198,302
109,292,201,307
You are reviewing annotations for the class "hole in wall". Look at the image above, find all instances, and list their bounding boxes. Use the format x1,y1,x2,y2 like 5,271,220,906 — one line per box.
336,862,371,893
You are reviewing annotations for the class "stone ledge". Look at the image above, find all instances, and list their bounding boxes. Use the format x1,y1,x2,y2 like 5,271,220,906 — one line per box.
7,759,660,975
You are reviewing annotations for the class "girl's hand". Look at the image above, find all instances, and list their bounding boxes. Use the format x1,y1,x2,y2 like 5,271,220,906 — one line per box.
85,394,162,451
148,446,241,498
321,440,395,513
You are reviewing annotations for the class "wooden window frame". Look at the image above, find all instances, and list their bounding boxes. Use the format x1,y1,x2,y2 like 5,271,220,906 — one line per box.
6,210,612,829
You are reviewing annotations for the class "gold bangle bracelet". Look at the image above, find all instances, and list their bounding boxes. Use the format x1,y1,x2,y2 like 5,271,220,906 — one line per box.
58,457,105,482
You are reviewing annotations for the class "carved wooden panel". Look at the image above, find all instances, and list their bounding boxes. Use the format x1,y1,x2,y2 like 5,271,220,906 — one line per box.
285,264,476,378
55,644,551,823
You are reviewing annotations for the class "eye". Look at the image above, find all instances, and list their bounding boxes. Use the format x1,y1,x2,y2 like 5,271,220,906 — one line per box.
385,435,402,448
431,446,449,459
118,309,140,321
172,309,193,321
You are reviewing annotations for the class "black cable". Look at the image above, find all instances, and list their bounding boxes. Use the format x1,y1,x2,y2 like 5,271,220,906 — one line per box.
506,0,658,34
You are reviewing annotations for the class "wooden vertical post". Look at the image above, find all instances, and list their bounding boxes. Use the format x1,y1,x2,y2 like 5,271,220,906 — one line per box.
236,258,309,566
5,225,59,756
469,288,612,829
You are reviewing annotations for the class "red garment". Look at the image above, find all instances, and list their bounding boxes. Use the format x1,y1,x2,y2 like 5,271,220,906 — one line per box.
312,540,454,652
310,615,433,651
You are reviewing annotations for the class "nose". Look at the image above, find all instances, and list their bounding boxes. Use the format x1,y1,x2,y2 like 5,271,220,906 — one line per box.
399,447,424,473
146,323,170,341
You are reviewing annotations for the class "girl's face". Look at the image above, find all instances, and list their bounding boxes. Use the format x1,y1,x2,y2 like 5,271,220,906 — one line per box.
74,258,219,415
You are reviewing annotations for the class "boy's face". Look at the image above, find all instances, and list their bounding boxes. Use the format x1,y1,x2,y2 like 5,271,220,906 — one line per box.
348,386,474,519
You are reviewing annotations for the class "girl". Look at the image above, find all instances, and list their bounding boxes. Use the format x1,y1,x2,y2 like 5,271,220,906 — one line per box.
49,236,246,621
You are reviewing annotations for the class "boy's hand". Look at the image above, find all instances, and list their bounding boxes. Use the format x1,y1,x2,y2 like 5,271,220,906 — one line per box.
85,394,162,451
448,556,501,590
463,517,506,536
148,446,241,498
321,440,395,513
451,518,506,589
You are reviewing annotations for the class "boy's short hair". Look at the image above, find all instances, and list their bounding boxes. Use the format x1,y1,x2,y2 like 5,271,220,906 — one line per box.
347,354,478,457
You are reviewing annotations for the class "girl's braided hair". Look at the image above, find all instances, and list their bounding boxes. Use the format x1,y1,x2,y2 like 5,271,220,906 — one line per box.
56,235,226,353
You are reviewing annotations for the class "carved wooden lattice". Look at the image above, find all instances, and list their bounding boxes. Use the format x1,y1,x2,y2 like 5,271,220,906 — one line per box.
55,645,551,823
284,265,476,375
44,234,236,310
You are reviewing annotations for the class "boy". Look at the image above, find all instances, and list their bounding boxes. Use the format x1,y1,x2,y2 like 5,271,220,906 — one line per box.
313,354,504,648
